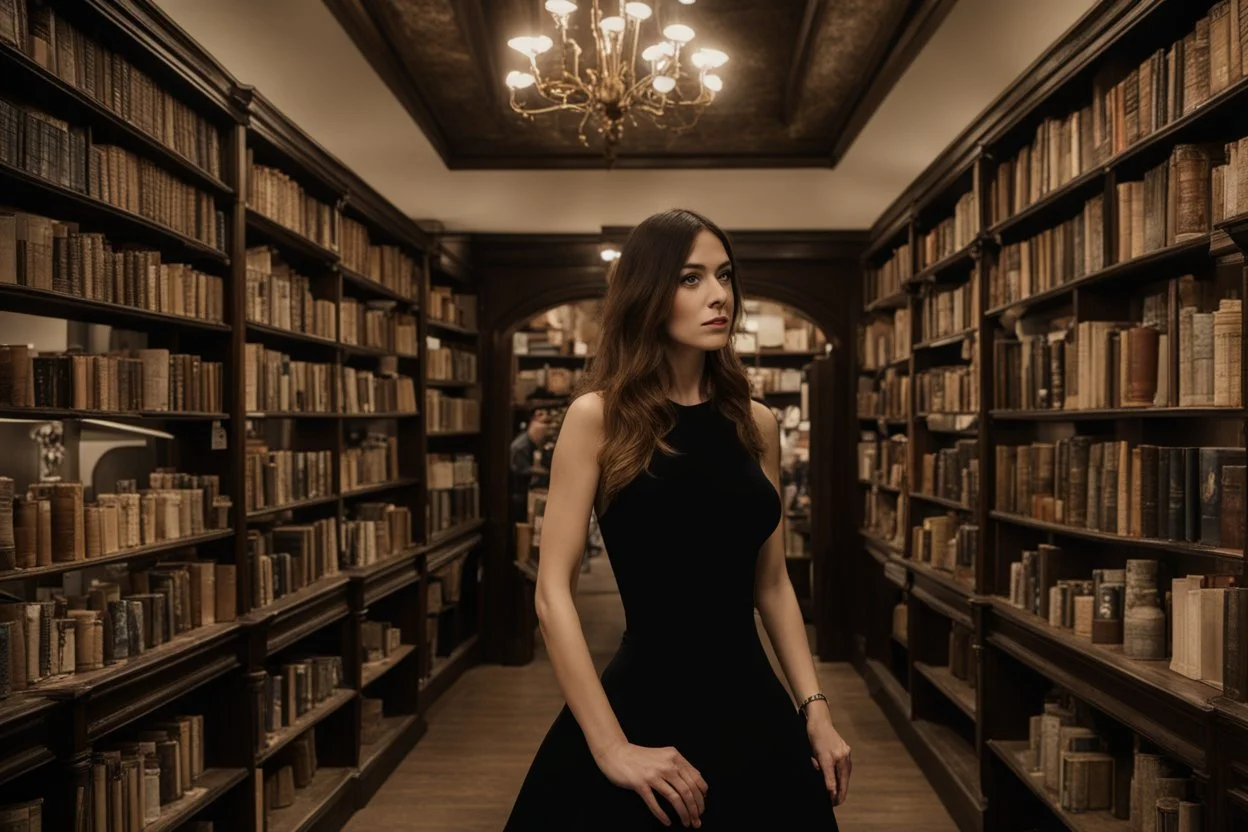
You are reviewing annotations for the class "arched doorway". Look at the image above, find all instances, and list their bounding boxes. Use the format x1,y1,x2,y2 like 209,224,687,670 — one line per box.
473,231,864,667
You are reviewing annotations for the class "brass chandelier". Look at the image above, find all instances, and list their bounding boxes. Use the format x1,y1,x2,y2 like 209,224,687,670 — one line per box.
504,0,728,162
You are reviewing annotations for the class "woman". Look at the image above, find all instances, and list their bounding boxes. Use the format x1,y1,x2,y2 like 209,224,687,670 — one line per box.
505,209,851,830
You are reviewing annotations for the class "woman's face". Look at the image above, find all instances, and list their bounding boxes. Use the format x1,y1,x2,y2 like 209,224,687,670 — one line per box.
666,228,734,352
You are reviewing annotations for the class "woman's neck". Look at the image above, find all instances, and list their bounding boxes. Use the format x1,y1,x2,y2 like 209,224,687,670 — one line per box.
666,344,708,405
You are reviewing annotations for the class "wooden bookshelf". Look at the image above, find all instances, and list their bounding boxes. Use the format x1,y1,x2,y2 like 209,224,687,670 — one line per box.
848,2,1248,829
0,1,477,829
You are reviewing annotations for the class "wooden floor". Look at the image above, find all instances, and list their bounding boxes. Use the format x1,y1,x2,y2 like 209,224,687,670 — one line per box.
345,556,957,831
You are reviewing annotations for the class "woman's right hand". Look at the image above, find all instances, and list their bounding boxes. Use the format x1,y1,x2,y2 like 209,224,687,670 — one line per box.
594,742,709,828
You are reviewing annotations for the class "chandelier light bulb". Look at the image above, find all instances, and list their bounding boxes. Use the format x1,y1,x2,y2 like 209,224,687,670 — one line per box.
624,2,652,20
641,42,675,63
544,0,577,16
600,248,621,262
663,23,695,43
652,75,677,94
505,70,537,89
691,48,728,69
679,0,696,4
508,35,553,57
703,73,723,92
600,15,626,34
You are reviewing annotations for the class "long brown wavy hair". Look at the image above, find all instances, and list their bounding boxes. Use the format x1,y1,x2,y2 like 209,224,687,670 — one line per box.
580,208,765,510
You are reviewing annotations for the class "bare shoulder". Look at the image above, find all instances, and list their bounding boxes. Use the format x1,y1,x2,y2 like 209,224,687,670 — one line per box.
749,399,779,436
561,391,606,440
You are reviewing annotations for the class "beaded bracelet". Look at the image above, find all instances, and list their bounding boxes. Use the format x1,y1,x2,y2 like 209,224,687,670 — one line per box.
797,692,828,714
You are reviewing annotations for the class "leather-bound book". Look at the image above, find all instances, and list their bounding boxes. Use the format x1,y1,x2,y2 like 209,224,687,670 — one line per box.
0,476,13,572
1139,445,1159,539
1125,327,1160,406
1221,465,1246,550
1200,448,1247,546
1225,587,1248,701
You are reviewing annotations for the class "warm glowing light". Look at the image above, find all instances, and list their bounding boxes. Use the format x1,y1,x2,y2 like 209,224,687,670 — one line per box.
691,48,728,69
663,23,695,43
703,73,723,92
600,248,621,262
624,2,652,20
600,15,626,33
641,42,674,63
545,0,577,15
508,35,553,57
652,75,677,93
505,70,537,89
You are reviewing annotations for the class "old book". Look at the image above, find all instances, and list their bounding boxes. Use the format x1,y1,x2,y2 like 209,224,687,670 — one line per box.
1227,587,1248,701
1200,448,1246,546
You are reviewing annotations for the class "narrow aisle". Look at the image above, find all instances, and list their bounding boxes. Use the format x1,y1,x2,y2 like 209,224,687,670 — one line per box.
345,556,957,831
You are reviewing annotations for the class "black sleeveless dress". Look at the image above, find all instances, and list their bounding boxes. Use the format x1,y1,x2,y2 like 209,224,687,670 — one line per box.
504,400,840,830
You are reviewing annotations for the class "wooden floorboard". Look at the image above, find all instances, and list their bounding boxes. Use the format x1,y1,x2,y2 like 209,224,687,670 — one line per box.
345,555,957,831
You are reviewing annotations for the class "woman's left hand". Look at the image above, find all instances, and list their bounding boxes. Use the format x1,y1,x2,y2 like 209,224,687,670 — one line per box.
804,702,851,806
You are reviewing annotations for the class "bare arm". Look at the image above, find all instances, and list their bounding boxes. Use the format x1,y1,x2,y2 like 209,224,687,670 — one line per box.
751,402,852,805
534,393,707,827
751,402,823,708
533,393,625,758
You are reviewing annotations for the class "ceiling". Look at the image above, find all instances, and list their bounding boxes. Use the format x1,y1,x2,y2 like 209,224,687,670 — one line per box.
154,0,1097,232
323,0,951,170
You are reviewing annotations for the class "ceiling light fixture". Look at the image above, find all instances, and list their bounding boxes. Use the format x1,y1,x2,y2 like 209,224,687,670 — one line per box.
600,247,621,262
505,0,728,164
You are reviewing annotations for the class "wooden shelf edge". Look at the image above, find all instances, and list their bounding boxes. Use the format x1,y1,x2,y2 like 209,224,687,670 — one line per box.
988,511,1243,560
990,406,1243,421
987,739,1128,832
425,518,486,548
425,534,481,574
0,529,233,584
419,634,480,710
264,765,354,832
245,575,351,628
246,494,340,521
913,660,977,720
258,688,357,765
361,644,418,688
359,713,421,775
146,767,248,832
0,283,231,332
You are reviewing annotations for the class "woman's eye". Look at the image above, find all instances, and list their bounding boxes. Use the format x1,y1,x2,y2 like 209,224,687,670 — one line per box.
717,272,732,282
681,273,700,285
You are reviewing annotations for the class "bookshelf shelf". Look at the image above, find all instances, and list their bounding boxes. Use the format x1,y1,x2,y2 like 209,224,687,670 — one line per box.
990,407,1243,421
425,517,485,547
989,511,1244,562
0,283,230,332
987,167,1105,241
914,661,976,719
0,529,234,584
246,412,341,420
265,766,354,832
865,290,909,313
987,740,1128,832
910,492,972,512
515,560,539,583
427,378,478,389
0,160,230,265
361,644,417,688
257,576,352,655
984,236,1210,319
914,328,974,351
912,718,983,807
859,529,905,557
245,208,339,264
989,601,1212,772
359,714,420,776
40,621,241,742
426,533,479,575
340,343,393,360
864,656,910,718
427,429,481,438
419,633,479,710
341,478,421,500
245,322,340,351
146,767,250,832
0,407,229,422
341,411,420,420
1110,71,1248,175
246,494,340,521
258,688,357,764
0,42,235,198
339,264,417,305
909,244,977,285
989,598,1218,713
859,479,904,494
425,318,480,337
